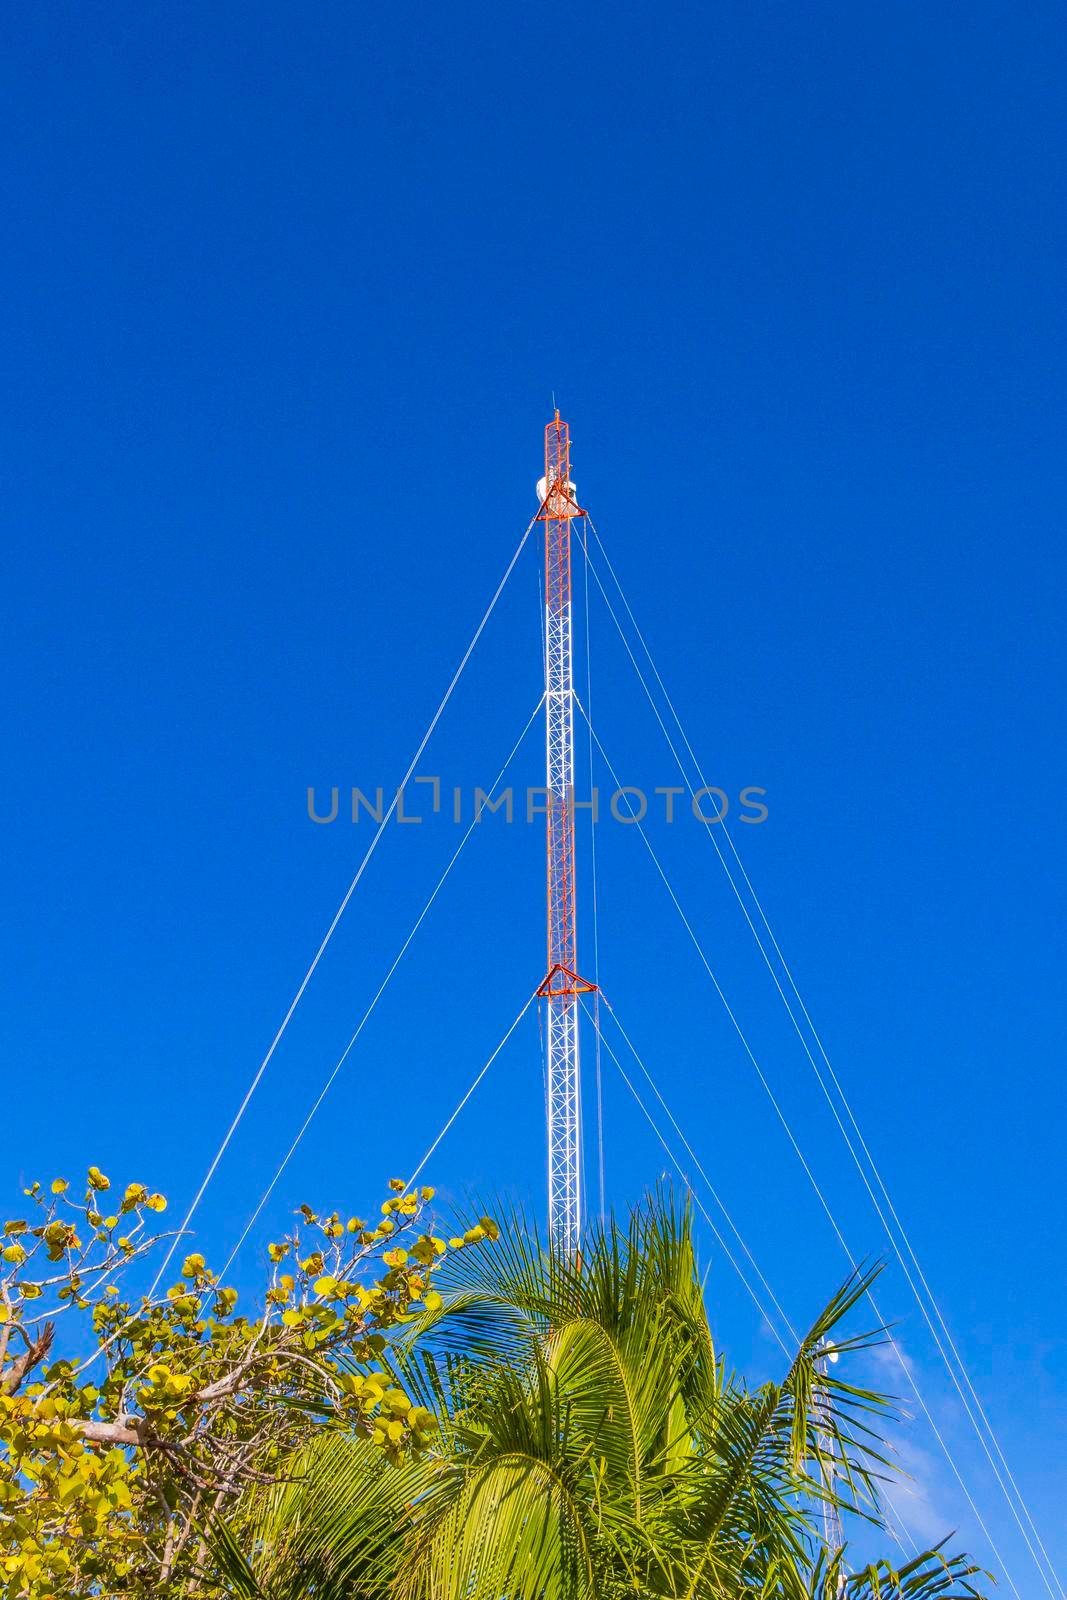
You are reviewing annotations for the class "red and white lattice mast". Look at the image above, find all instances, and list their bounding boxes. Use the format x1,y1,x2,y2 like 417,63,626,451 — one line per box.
536,412,596,1253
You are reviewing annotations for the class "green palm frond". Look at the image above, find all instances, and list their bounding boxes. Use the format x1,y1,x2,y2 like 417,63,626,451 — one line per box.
222,1430,430,1600
835,1539,991,1600
399,1451,597,1600
218,1193,991,1600
201,1510,273,1600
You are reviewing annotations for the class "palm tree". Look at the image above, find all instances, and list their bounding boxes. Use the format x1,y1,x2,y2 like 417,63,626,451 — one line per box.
220,1197,989,1600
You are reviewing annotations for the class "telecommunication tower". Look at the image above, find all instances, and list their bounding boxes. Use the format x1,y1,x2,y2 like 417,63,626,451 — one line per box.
817,1342,846,1589
536,412,596,1254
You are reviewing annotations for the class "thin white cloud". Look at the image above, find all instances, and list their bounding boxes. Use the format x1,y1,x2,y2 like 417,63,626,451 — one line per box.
860,1337,956,1549
881,1433,955,1548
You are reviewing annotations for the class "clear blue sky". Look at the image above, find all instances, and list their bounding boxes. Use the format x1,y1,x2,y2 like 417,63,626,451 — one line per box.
3,2,1064,1588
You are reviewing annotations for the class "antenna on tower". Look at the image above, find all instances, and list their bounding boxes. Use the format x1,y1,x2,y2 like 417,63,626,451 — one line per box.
535,413,596,1255
816,1340,846,1594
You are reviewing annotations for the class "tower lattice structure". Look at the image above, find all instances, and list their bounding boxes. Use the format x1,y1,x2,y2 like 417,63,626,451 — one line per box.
536,412,595,1254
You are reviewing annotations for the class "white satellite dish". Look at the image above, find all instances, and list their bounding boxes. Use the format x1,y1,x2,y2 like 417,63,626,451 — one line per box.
536,475,579,508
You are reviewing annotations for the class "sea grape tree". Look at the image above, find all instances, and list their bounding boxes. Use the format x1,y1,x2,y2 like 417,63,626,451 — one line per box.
0,1165,490,1596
